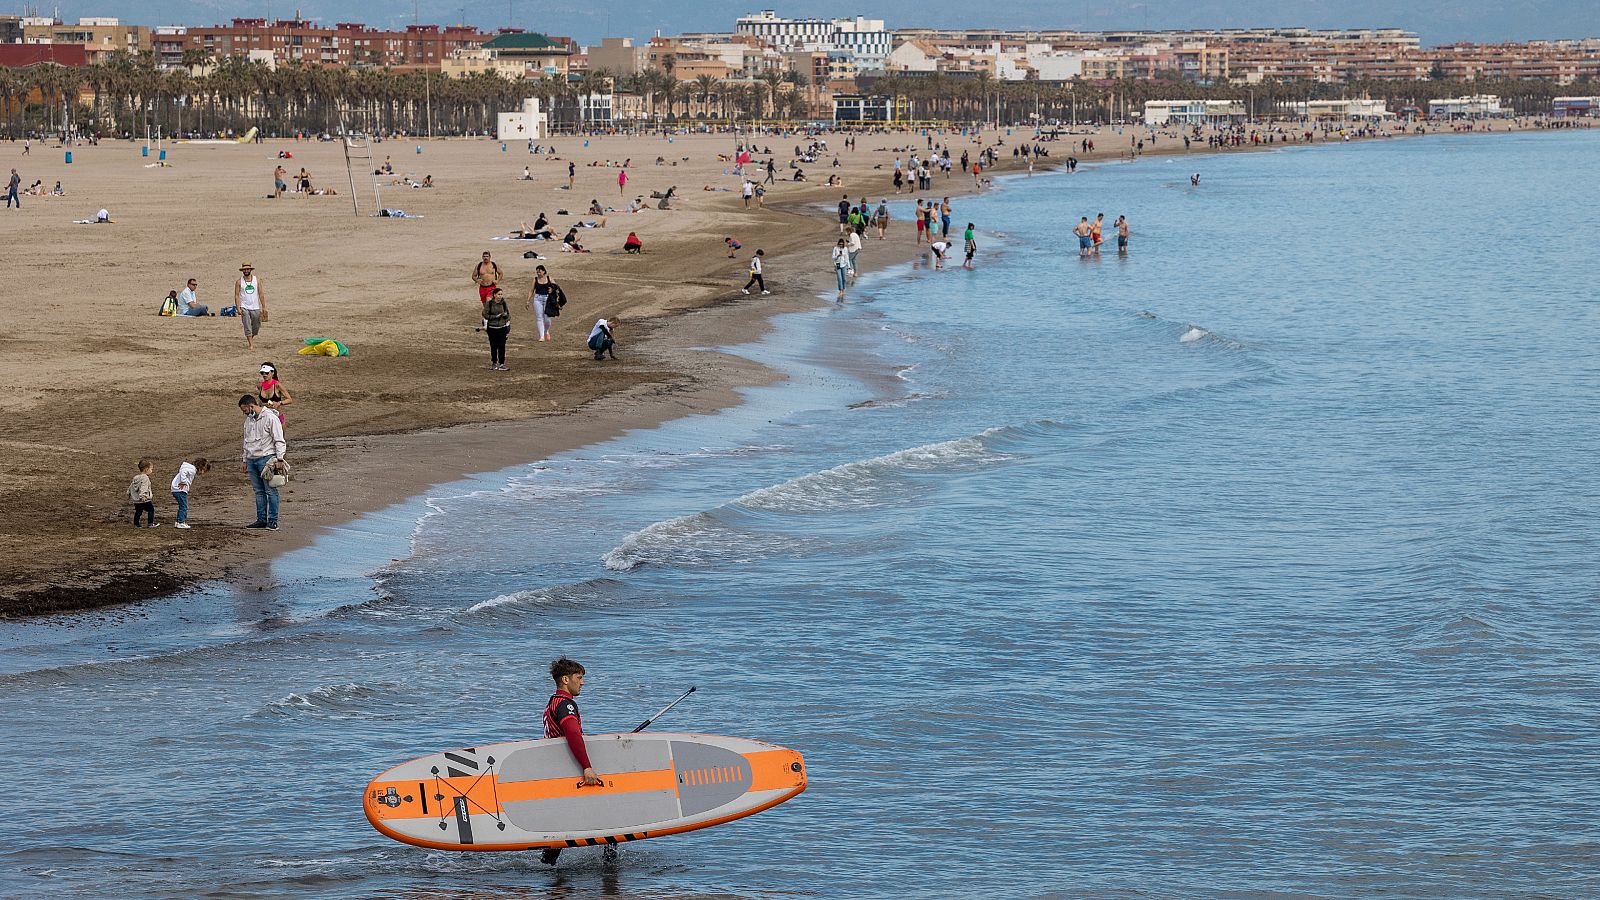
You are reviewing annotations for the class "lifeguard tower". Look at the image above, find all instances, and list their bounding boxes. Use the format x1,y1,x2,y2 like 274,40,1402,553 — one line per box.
498,98,548,141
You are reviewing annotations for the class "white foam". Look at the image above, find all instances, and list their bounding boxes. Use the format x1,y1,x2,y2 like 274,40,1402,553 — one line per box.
1180,327,1209,343
600,432,1018,571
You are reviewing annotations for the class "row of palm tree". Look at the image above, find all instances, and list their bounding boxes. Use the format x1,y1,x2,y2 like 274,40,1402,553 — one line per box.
864,72,1600,123
2,49,1594,138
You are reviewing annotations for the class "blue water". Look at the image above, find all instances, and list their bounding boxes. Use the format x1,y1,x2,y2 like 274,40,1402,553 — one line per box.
5,131,1600,897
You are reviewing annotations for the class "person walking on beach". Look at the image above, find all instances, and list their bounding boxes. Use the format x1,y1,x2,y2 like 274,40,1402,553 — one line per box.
481,286,511,371
1115,215,1130,253
528,265,555,342
1073,217,1092,257
874,199,889,240
832,237,851,302
568,161,575,190
618,168,627,197
742,249,767,295
963,223,978,269
539,657,605,867
7,168,20,208
171,457,209,529
743,179,754,208
1091,213,1105,254
238,395,286,530
837,194,851,235
846,228,862,282
472,251,501,303
235,263,266,350
128,459,158,528
273,165,287,199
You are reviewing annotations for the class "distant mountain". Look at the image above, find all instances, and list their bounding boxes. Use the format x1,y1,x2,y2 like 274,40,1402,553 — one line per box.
43,0,1600,46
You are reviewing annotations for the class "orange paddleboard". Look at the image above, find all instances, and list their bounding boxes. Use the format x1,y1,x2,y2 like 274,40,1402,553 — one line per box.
364,732,806,852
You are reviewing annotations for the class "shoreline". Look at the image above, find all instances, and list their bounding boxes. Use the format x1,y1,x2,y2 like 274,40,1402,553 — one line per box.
0,122,1550,618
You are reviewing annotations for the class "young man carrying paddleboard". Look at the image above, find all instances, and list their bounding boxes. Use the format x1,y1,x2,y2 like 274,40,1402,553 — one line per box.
542,657,605,865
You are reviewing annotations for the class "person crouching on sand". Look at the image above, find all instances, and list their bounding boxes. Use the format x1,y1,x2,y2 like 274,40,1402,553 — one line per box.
588,318,617,360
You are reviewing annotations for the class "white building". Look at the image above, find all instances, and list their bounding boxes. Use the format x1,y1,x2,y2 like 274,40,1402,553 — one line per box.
736,10,892,71
998,43,1083,81
885,40,939,72
1143,99,1245,125
1286,98,1392,119
1429,95,1509,118
497,97,548,141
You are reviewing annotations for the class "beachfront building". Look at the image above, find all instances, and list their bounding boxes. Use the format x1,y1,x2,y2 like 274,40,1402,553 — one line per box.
1428,95,1511,118
587,37,647,76
497,97,547,141
1553,96,1600,117
441,46,531,80
21,16,150,65
162,18,492,69
1081,44,1229,82
0,15,23,43
1143,99,1246,126
1285,99,1393,120
1009,48,1085,82
832,93,909,123
479,31,574,77
735,10,892,72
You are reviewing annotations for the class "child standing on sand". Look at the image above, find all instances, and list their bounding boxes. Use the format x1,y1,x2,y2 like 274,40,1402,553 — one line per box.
129,459,158,528
171,457,210,529
742,250,768,295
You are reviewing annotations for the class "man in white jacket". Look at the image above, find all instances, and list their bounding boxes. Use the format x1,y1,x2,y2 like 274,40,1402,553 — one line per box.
238,394,287,530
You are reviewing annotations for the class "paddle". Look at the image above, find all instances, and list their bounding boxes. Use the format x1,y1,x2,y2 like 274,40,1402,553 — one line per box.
631,686,697,733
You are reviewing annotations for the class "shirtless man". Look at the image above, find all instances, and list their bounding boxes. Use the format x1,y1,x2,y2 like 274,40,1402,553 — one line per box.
1115,215,1131,253
472,251,501,303
1073,217,1093,257
273,165,287,198
1091,213,1105,253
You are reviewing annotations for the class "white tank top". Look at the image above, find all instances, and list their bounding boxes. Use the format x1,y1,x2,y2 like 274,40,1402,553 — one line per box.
238,276,261,310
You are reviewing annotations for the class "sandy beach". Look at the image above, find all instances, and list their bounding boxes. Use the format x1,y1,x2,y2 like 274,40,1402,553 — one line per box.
0,120,1522,615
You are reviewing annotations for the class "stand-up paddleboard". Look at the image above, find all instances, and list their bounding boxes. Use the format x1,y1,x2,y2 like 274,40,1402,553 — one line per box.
364,732,806,852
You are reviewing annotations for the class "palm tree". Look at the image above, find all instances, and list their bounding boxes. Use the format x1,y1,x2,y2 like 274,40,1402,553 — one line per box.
692,74,716,118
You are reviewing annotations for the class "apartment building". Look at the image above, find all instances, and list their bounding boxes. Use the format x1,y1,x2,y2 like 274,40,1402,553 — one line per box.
735,10,892,71
22,17,150,64
168,18,491,69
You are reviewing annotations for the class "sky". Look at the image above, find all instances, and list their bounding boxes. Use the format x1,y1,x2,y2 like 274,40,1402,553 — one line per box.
27,1,1598,46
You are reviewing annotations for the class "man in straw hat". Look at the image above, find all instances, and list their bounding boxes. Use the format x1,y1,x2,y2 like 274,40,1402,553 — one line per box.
235,262,267,349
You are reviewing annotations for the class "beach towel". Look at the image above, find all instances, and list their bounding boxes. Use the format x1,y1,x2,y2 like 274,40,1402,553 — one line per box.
300,337,349,356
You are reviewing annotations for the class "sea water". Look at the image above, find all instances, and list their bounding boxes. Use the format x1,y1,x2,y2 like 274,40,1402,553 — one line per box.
5,131,1600,897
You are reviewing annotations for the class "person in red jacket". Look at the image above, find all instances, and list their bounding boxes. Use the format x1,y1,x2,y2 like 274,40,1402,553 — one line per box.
541,656,605,865
545,656,604,785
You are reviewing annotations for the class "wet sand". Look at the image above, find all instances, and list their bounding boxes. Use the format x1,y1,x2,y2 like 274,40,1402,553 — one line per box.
0,121,1510,615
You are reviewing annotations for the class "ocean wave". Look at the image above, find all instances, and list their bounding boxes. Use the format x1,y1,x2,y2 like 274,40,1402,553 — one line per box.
462,577,626,618
1134,310,1252,353
252,682,401,721
601,429,1027,571
0,631,339,689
